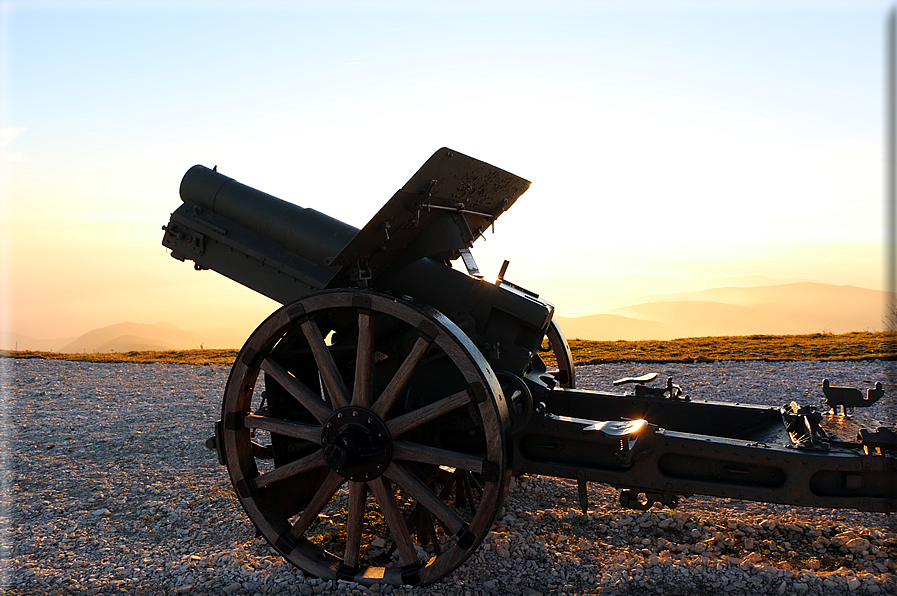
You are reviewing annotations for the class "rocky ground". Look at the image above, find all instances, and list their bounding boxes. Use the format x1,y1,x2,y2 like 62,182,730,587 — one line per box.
2,357,895,596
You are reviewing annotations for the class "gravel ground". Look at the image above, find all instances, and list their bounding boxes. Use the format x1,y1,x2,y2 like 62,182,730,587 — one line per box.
2,357,895,596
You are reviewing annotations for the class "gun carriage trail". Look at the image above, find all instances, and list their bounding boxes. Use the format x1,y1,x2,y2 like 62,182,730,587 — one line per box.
4,357,895,596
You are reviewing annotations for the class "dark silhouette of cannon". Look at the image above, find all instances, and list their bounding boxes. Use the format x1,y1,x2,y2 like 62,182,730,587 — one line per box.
162,148,895,587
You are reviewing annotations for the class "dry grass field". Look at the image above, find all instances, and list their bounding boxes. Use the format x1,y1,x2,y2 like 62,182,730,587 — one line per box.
2,331,894,367
0,348,240,366
550,331,896,366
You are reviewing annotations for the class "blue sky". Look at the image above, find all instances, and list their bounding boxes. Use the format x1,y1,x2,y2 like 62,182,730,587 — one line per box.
1,1,892,338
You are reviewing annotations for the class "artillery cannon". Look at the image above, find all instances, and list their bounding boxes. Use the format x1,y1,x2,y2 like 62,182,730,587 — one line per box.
162,148,895,588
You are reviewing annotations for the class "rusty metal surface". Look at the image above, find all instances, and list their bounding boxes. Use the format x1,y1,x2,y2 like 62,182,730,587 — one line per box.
327,148,531,287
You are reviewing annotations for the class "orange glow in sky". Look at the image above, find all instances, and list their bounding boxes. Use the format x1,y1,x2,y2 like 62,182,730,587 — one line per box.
1,1,892,345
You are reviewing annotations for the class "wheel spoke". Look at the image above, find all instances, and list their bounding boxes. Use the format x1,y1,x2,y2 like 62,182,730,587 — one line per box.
288,470,346,539
244,414,321,443
352,311,374,408
467,471,484,497
367,477,418,566
384,462,466,536
460,471,478,516
344,482,366,568
437,471,459,499
259,356,332,424
300,319,350,410
371,335,433,419
392,441,486,474
405,501,442,554
386,389,470,438
421,508,442,555
254,450,326,490
410,471,458,536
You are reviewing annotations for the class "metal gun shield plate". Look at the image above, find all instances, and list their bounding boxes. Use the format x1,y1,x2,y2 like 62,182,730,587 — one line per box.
327,148,531,287
219,289,512,587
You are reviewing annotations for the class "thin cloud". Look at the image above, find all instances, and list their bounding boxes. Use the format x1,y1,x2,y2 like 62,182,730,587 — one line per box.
0,127,25,150
0,127,26,161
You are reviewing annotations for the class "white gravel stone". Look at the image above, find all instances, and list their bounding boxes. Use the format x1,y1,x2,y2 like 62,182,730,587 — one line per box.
2,357,895,596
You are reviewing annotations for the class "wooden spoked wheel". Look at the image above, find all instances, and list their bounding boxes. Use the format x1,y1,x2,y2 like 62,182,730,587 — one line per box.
219,289,511,587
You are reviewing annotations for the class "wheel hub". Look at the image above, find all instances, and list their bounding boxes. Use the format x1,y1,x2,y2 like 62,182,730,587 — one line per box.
322,407,392,481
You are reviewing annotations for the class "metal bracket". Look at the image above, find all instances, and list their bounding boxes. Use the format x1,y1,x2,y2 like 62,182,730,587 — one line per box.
274,531,297,556
664,377,687,400
456,523,475,549
824,379,885,415
400,562,422,586
858,427,897,456
189,231,205,256
337,564,358,582
451,211,476,248
204,420,225,465
161,222,205,257
349,258,373,287
615,373,688,400
458,248,482,278
781,402,830,450
481,460,501,483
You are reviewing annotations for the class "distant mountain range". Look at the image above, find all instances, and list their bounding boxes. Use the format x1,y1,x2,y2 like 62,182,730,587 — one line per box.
554,282,892,341
525,274,807,316
4,281,892,351
6,322,251,353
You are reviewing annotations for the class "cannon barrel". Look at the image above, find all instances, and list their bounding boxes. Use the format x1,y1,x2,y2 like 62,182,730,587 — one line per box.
164,166,357,302
179,165,357,271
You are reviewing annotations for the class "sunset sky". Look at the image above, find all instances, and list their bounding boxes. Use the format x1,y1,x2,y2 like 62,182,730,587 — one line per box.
1,1,893,343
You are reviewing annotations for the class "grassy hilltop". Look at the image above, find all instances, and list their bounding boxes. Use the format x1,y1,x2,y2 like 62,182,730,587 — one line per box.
2,331,894,366
551,330,896,366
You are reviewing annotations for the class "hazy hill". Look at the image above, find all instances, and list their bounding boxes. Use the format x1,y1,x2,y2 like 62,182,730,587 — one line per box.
4,332,79,352
58,323,250,353
639,281,882,310
552,314,672,341
527,274,804,315
555,282,891,340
